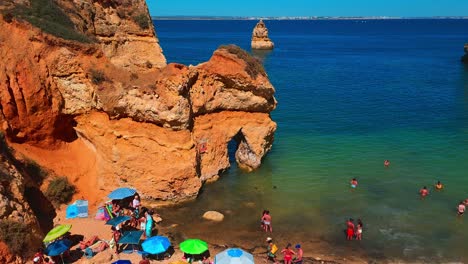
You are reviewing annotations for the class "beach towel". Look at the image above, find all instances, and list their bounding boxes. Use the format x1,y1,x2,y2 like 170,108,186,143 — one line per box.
95,207,110,221
66,200,89,219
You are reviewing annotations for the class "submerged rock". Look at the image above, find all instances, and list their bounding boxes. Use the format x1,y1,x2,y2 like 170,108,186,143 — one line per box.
251,20,274,50
203,211,225,221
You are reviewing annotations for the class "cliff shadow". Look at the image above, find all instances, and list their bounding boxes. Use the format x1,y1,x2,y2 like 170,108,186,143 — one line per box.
24,186,56,232
227,132,242,169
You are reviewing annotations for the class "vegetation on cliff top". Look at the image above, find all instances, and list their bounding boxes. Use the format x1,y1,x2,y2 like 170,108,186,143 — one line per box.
0,220,30,256
45,176,76,205
5,0,90,43
218,44,266,78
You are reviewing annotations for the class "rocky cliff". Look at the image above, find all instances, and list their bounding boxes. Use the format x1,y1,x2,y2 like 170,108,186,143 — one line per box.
251,20,274,50
462,43,468,63
0,0,276,210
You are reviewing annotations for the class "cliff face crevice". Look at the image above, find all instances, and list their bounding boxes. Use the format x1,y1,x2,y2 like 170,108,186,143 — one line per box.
0,0,276,214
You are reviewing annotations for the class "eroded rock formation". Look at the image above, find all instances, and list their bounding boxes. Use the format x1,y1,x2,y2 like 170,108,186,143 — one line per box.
0,1,276,209
462,43,468,63
251,20,274,50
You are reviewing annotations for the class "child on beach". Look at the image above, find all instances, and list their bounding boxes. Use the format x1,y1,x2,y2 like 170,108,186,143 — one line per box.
355,219,363,240
419,186,429,197
281,243,295,264
435,181,444,190
458,201,466,216
262,210,272,232
346,218,355,240
350,178,358,188
293,244,303,264
266,237,278,264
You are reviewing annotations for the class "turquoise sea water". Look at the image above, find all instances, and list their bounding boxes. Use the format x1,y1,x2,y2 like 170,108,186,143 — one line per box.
155,20,468,262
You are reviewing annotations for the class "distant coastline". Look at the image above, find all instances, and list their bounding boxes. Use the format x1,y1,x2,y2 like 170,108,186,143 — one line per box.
152,16,468,20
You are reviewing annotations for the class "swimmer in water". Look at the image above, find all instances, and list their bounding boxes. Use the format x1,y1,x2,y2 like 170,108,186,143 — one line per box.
350,178,358,188
419,186,429,197
384,160,390,167
458,201,466,216
435,181,443,190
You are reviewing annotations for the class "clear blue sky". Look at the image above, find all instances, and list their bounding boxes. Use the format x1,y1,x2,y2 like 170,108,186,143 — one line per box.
147,0,468,17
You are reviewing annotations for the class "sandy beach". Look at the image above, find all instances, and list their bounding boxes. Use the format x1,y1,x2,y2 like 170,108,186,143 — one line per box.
34,203,369,264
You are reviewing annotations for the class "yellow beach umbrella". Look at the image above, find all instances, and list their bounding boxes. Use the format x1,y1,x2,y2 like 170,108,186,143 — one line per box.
43,224,72,243
169,261,189,264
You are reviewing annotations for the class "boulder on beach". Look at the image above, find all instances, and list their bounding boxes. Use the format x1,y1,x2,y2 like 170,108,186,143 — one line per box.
203,211,224,221
251,20,274,50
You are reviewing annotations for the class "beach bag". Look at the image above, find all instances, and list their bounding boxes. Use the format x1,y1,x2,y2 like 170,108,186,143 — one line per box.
271,244,278,254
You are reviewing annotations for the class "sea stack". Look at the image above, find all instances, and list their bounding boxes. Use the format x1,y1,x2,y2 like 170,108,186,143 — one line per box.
462,43,468,63
251,20,274,50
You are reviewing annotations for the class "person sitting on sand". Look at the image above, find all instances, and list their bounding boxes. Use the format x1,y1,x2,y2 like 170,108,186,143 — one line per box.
384,160,390,167
458,201,466,216
419,186,429,197
355,219,363,240
435,181,444,190
111,200,122,217
281,243,295,264
350,178,358,188
293,244,303,264
262,210,272,232
346,218,355,240
266,237,278,264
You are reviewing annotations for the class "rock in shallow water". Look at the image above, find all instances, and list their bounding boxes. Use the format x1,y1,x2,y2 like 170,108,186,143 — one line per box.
203,211,224,222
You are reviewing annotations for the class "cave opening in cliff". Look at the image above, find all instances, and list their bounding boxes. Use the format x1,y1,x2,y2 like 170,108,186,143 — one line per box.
227,131,243,170
24,187,56,232
52,114,78,142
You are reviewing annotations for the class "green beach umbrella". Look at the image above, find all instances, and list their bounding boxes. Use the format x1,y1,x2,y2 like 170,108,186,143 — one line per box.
43,224,72,243
179,239,208,254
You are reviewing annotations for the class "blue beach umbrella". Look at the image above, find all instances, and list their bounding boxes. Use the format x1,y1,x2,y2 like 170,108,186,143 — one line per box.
112,261,132,264
108,187,136,200
142,236,171,254
45,239,72,257
215,248,254,264
105,215,131,226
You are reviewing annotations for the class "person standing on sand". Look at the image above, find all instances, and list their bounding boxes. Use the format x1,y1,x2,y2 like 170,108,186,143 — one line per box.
355,219,363,240
266,237,278,264
293,244,303,264
281,243,295,264
458,201,466,216
262,210,272,232
111,226,121,254
346,218,355,240
419,186,429,197
384,160,390,167
261,210,267,230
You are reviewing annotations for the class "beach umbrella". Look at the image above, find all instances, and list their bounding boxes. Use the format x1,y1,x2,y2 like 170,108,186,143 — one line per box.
43,224,72,242
108,187,136,199
112,261,132,264
142,236,171,254
215,248,254,264
179,239,208,254
45,239,72,256
105,215,131,226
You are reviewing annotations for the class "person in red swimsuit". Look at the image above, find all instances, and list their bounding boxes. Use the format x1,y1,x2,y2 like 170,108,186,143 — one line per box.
419,186,429,197
281,243,295,264
346,218,355,240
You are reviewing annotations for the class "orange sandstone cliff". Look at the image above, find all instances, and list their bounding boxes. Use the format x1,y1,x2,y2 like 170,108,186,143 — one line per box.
0,1,276,258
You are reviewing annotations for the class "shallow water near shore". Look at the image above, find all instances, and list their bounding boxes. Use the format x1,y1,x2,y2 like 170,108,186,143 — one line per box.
155,19,468,263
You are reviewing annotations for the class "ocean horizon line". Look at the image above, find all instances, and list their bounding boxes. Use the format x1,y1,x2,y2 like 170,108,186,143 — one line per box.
152,15,468,20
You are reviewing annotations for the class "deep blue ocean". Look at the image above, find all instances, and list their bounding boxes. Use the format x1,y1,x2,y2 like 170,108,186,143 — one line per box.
155,20,468,263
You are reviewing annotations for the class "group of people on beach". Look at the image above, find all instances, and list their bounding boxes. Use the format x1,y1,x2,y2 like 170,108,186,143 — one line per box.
110,194,157,254
266,237,303,264
346,218,363,241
